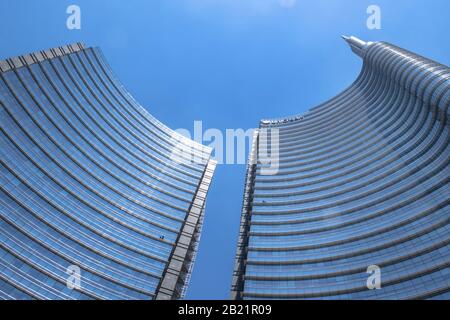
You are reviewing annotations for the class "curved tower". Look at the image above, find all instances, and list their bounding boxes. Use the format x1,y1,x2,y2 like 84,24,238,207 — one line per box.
231,37,450,299
0,43,216,300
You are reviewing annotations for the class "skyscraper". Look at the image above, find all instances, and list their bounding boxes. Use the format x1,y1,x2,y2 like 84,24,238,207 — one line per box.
231,36,450,300
0,43,216,300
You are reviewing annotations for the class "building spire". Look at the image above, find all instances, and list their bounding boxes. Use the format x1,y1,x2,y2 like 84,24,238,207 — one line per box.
342,35,373,58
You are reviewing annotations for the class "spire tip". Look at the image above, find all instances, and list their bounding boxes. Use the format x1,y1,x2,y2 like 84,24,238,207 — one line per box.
342,35,373,58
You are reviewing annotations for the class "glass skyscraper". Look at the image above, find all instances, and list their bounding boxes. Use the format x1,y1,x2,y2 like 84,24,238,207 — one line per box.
0,43,216,300
231,36,450,300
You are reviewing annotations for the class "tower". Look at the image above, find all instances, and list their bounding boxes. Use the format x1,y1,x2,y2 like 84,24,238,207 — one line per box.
0,43,216,300
231,37,450,300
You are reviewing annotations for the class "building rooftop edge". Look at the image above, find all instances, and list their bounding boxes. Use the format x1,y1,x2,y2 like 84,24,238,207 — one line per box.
0,42,86,73
260,36,377,126
0,42,214,157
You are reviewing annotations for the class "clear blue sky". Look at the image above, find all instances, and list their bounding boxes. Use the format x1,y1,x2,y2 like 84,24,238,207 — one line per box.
1,0,449,299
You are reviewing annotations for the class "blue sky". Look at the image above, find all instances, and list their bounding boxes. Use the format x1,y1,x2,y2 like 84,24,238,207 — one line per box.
1,0,449,299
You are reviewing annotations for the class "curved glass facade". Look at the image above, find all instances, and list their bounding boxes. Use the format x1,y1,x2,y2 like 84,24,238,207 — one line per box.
231,37,450,300
0,43,216,300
